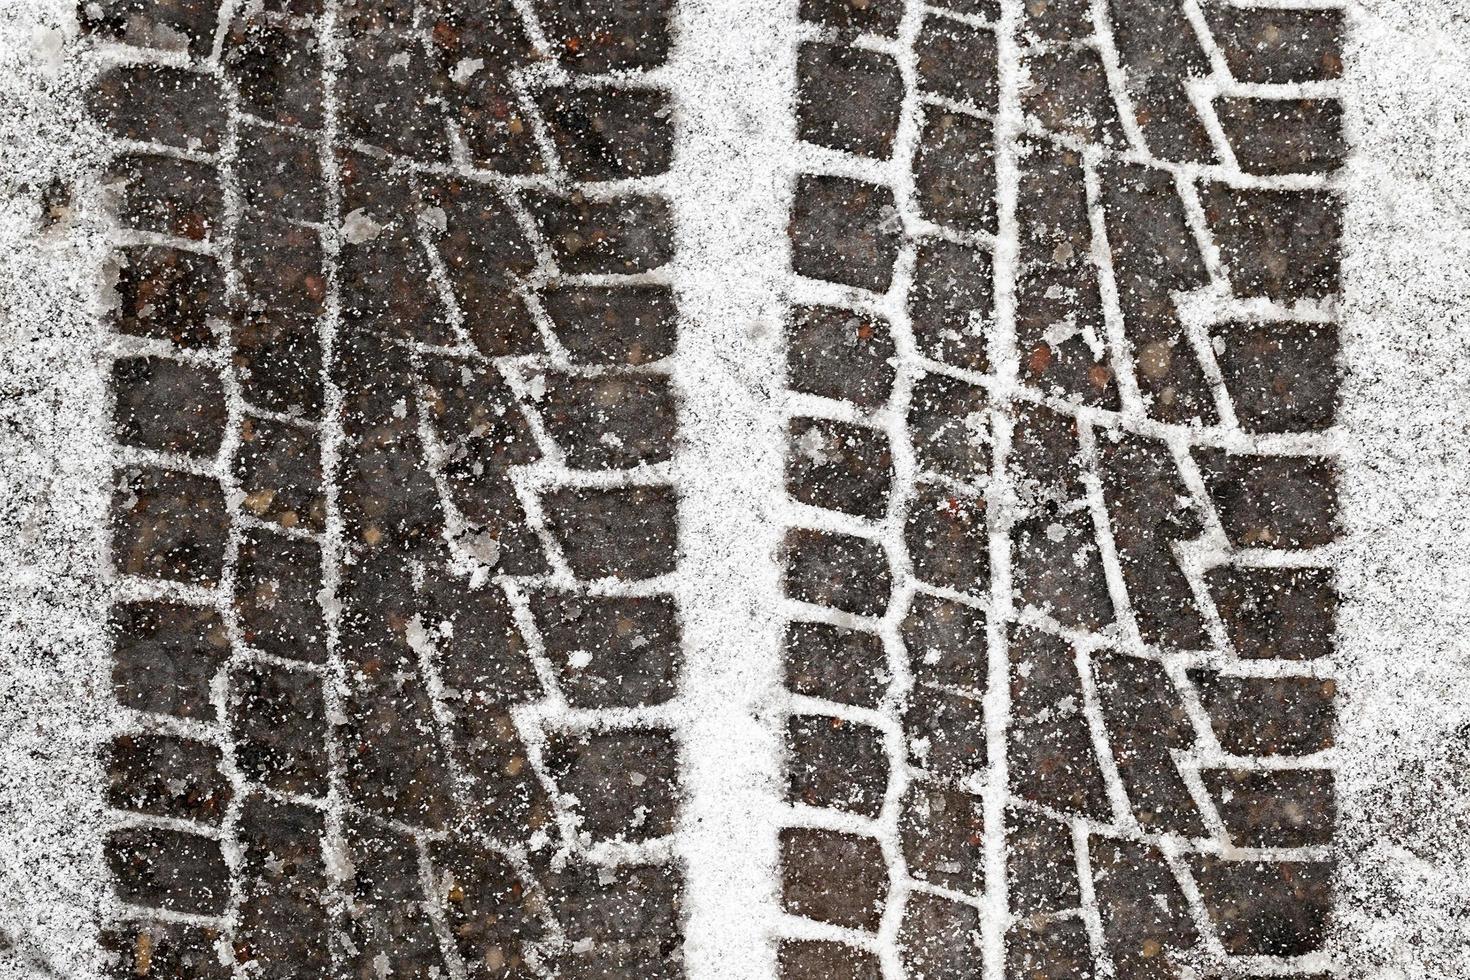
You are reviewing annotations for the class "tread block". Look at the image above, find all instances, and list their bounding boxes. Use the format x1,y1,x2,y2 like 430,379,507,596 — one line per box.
532,590,682,709
544,862,685,979
89,67,225,151
1097,433,1208,650
900,781,985,894
1189,671,1336,757
1011,510,1113,631
905,486,990,595
106,826,230,915
541,284,678,366
234,308,324,417
902,592,987,695
903,686,985,785
98,921,229,979
1020,0,1093,42
419,353,539,463
1006,917,1095,980
339,659,454,827
336,551,417,655
538,371,678,470
542,485,680,580
1201,185,1343,302
1100,162,1216,424
530,192,676,275
338,29,449,160
424,178,541,357
916,16,998,111
235,796,332,977
779,939,882,980
432,838,546,978
339,411,445,558
447,705,556,842
1091,837,1200,977
787,416,893,519
1190,856,1333,956
110,602,229,721
946,0,1000,18
1017,265,1105,408
80,0,219,57
534,0,675,73
425,0,541,174
787,305,896,409
112,466,228,585
786,713,890,818
105,153,220,241
229,662,330,796
1008,627,1109,819
223,13,323,129
790,173,901,292
237,213,326,317
419,358,547,574
1106,0,1215,162
784,620,887,709
110,245,228,349
1094,652,1205,836
797,42,904,159
234,526,327,663
235,121,324,222
1203,767,1334,848
111,355,226,458
1015,141,1116,409
333,327,416,431
107,732,231,825
899,890,981,980
336,153,451,343
235,416,325,532
1202,4,1344,84
799,0,902,35
1206,565,1337,660
344,819,449,978
783,527,893,616
909,239,993,371
1010,398,1088,503
1196,450,1339,550
1021,45,1126,147
907,371,991,482
1006,806,1081,916
780,827,888,931
420,571,543,706
544,728,681,844
539,85,675,181
1213,320,1340,433
1215,98,1347,176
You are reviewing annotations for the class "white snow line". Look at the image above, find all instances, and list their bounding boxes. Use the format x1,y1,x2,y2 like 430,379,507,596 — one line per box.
1333,3,1470,976
1088,0,1152,157
873,3,930,971
1179,0,1236,84
1069,820,1118,975
1082,149,1148,421
1218,0,1345,8
984,0,1025,974
1170,175,1245,432
413,835,470,980
666,0,794,977
172,5,251,972
306,1,355,969
1073,645,1139,833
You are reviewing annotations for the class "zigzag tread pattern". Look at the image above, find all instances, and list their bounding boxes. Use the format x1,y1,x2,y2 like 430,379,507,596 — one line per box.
779,0,1342,975
87,0,685,976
